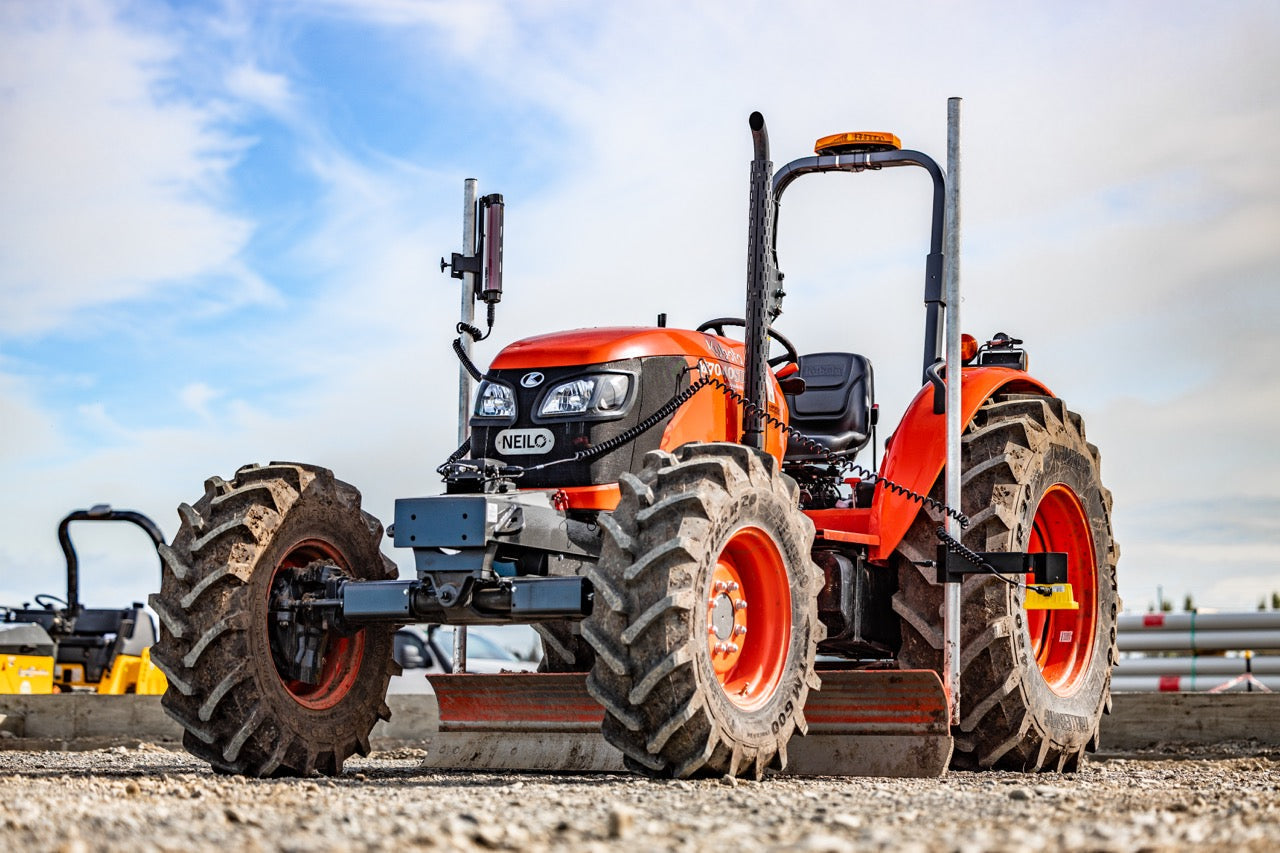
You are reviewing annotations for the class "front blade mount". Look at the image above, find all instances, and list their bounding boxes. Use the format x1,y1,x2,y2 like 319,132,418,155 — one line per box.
423,668,951,777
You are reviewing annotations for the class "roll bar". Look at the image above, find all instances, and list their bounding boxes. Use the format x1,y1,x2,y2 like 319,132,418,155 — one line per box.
773,149,947,384
58,505,165,618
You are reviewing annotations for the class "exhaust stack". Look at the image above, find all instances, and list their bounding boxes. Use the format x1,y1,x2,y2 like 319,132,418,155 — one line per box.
742,111,780,451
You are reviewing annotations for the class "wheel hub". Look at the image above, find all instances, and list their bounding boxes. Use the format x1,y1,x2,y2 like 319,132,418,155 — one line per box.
266,541,365,710
710,592,737,641
707,572,748,671
704,526,789,710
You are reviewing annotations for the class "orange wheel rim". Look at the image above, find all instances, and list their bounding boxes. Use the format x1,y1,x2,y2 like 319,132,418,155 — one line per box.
268,539,366,710
706,526,791,710
1025,485,1098,696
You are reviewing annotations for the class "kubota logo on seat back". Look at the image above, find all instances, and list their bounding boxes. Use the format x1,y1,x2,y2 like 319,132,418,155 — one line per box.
495,428,554,455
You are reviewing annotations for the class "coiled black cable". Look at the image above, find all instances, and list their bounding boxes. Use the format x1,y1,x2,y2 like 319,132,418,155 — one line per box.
694,367,1051,595
452,302,497,383
439,357,1053,594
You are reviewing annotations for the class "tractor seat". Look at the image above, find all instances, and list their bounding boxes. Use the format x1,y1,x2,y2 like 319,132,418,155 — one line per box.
783,352,875,461
59,607,152,684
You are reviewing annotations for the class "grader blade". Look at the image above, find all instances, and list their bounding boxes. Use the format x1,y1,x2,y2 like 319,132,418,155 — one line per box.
422,669,951,777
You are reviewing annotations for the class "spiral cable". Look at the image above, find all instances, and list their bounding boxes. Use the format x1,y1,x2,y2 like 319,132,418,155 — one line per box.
438,358,1054,594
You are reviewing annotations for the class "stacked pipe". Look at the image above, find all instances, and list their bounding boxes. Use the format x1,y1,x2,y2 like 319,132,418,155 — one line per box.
1114,611,1280,692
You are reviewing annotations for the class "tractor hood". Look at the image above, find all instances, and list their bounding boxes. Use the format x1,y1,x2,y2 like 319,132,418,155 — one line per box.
490,327,745,371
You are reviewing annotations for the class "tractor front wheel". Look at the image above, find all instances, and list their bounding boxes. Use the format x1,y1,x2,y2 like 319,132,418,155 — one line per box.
584,443,823,779
148,463,399,776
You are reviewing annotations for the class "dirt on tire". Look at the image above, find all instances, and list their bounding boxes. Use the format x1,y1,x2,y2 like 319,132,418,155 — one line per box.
148,462,400,777
892,394,1119,771
533,622,595,672
583,443,824,779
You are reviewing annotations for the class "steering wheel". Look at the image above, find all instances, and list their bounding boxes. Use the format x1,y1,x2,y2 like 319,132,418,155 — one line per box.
34,593,68,610
696,317,799,368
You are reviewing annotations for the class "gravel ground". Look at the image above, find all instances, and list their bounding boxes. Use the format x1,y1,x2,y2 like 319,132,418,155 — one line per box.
1,742,1277,852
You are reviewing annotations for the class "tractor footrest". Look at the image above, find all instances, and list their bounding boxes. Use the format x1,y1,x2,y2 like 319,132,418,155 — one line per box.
424,669,951,777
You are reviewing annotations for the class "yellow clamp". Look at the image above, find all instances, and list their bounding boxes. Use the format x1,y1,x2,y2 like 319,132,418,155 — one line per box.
1024,583,1078,611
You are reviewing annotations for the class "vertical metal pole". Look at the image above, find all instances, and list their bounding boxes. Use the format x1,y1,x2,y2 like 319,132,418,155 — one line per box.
455,178,478,673
457,179,478,447
943,97,963,726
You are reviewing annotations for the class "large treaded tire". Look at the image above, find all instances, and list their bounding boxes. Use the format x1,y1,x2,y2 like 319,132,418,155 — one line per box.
583,443,823,779
148,462,399,777
892,395,1119,772
534,622,595,672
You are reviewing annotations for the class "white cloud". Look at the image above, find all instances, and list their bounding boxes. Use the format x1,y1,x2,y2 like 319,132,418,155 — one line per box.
225,62,293,117
0,371,62,465
1,1,1278,617
178,381,219,420
0,0,259,336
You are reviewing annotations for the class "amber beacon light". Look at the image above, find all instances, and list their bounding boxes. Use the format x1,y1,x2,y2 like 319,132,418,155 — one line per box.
814,131,903,155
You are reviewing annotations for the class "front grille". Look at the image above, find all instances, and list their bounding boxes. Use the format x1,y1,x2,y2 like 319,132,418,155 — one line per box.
470,356,689,488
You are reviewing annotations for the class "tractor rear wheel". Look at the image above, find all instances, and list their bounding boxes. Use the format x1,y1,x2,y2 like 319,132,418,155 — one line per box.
148,462,398,777
892,395,1119,771
583,443,823,779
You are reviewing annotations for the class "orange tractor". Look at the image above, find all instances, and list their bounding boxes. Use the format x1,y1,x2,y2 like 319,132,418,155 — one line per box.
150,110,1117,778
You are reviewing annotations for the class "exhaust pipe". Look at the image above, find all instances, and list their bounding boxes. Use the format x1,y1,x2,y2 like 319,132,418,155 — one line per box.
743,111,779,451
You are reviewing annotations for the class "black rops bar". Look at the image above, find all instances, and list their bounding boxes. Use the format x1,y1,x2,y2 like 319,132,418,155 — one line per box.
58,505,165,618
770,147,948,385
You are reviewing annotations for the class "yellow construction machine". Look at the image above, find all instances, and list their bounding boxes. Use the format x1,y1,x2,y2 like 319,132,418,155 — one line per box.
1,505,167,694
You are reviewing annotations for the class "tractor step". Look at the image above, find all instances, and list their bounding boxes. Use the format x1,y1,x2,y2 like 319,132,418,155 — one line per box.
423,669,951,777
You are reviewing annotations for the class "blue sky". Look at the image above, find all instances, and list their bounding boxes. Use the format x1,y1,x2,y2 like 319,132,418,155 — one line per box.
1,0,1278,613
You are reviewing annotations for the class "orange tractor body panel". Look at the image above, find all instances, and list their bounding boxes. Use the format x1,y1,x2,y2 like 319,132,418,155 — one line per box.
490,326,739,369
491,326,790,470
866,366,1052,562
527,356,1054,536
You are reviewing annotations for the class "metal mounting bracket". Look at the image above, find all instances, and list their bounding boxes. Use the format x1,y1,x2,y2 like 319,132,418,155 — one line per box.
441,252,481,280
934,548,1067,586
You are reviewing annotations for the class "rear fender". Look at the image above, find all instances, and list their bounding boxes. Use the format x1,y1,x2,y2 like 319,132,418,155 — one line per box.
869,367,1052,562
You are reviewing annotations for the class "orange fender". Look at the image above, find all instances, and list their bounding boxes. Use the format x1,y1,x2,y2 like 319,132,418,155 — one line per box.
868,367,1052,563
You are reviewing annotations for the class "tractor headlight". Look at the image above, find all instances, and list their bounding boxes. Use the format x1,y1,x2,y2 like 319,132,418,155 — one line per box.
538,374,632,418
474,380,516,420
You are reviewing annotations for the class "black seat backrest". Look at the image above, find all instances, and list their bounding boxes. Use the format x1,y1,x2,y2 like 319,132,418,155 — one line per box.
117,607,155,657
60,607,147,684
783,352,875,461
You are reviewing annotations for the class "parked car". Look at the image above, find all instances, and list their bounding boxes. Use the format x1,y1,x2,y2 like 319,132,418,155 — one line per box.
388,624,537,694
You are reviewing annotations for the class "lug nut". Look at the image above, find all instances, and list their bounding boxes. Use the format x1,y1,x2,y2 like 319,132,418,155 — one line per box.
734,625,747,637
727,582,739,593
727,643,739,653
735,600,748,611
714,581,728,593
